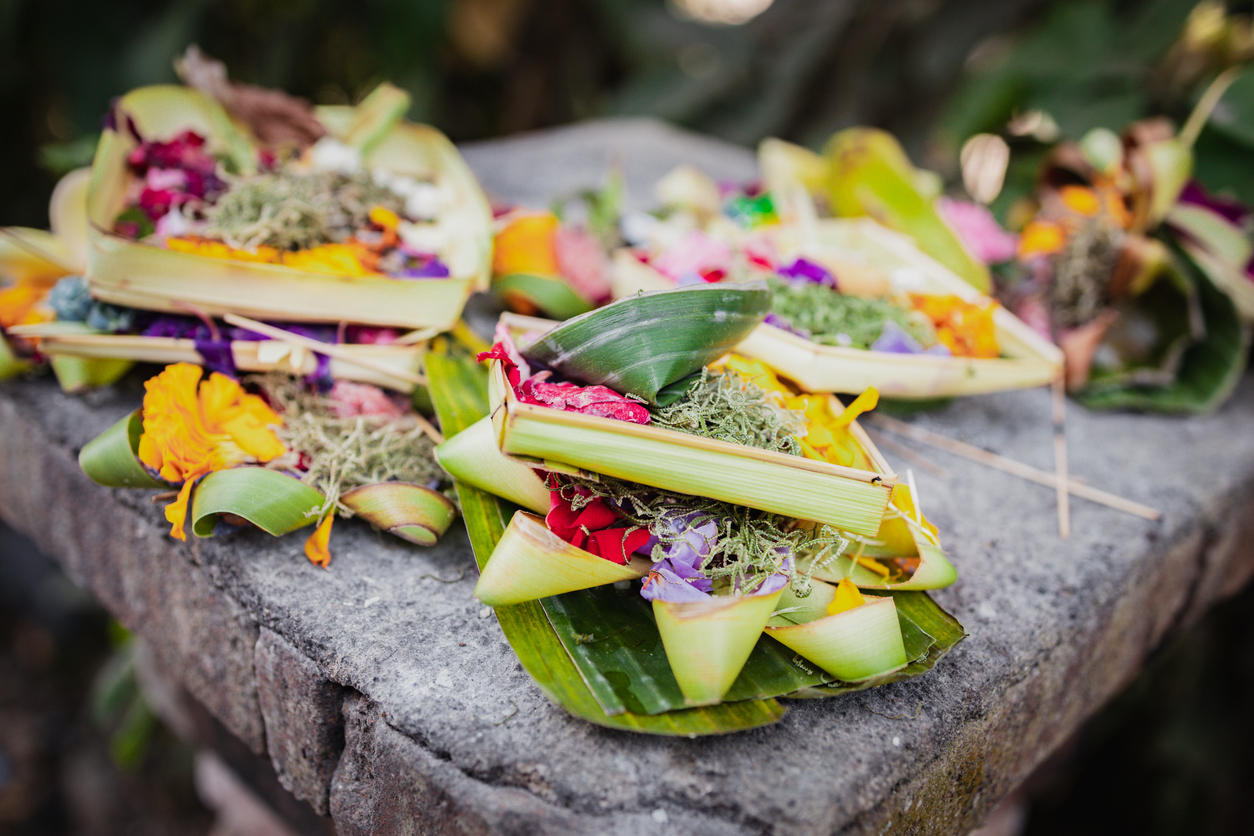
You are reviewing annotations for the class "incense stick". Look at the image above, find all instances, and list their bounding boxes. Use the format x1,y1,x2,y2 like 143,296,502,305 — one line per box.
867,413,1161,521
223,314,443,444
863,427,949,478
1052,377,1070,539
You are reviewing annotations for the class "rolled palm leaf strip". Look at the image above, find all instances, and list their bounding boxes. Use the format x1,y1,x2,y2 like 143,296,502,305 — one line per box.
520,282,772,405
340,482,456,547
489,360,893,536
78,410,169,489
426,342,787,734
190,467,323,538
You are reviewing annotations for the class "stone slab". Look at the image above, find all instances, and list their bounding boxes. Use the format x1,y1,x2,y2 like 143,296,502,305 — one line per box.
2,118,1254,834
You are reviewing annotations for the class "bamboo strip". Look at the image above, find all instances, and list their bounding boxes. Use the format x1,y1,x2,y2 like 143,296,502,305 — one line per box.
866,413,1161,521
224,314,444,444
862,428,949,478
1052,377,1070,539
0,227,77,272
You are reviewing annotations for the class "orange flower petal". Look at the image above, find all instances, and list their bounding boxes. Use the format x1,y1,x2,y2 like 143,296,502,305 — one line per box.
1018,220,1066,259
304,514,334,569
1059,185,1102,216
164,479,197,541
493,213,559,276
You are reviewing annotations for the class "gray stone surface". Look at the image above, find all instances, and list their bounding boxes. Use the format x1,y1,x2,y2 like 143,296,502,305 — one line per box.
2,118,1254,834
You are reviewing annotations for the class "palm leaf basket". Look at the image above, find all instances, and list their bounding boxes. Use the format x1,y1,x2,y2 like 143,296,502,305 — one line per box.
84,85,493,330
79,390,456,551
485,310,896,537
427,342,966,733
612,217,1064,398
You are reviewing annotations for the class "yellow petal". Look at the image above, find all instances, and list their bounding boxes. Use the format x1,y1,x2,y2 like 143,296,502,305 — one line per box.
833,387,879,429
826,578,866,616
493,213,559,276
165,479,196,542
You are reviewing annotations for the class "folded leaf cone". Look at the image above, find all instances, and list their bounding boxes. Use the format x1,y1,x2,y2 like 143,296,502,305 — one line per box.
475,512,650,606
765,582,908,681
653,590,784,706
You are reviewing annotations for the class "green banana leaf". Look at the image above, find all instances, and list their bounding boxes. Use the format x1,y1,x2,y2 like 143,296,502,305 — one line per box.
428,344,788,733
519,282,771,406
79,410,168,489
822,128,992,294
49,355,134,393
1077,243,1250,413
1,335,34,380
426,342,966,732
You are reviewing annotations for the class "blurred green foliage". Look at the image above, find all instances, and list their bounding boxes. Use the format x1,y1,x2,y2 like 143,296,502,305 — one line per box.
2,0,1063,226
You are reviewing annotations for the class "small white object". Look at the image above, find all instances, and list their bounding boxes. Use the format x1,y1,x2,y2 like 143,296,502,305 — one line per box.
889,266,928,291
651,808,669,824
892,736,902,747
479,607,493,619
309,138,362,174
363,596,381,608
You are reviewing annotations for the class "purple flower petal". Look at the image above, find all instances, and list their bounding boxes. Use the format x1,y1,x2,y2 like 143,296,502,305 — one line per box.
778,257,835,287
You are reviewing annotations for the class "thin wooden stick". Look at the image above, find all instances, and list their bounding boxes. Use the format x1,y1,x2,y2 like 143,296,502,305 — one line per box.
863,428,949,478
1052,377,1070,539
223,314,443,445
867,413,1161,521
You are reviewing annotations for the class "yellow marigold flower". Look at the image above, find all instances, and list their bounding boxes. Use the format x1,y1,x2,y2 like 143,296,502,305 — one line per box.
368,206,401,229
1018,220,1066,259
1059,185,1102,216
909,294,1000,359
493,212,559,276
280,243,375,276
137,363,285,541
0,284,51,329
166,237,280,263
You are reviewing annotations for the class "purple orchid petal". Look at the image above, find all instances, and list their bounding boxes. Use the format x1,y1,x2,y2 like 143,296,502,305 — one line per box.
192,339,237,377
1178,180,1250,226
639,563,713,602
778,257,835,287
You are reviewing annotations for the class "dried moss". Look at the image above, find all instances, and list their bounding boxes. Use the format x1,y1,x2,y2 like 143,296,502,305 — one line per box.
768,277,935,349
650,367,804,456
203,168,406,251
256,374,443,517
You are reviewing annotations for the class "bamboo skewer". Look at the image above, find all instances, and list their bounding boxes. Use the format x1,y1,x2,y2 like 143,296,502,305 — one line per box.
223,314,444,444
866,413,1161,521
863,428,949,478
1052,377,1070,539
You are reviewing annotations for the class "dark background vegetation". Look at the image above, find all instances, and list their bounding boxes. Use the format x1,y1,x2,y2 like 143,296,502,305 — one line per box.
4,0,1254,833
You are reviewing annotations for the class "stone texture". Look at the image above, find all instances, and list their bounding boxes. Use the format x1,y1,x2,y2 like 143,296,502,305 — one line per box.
1,119,1254,834
256,627,346,815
